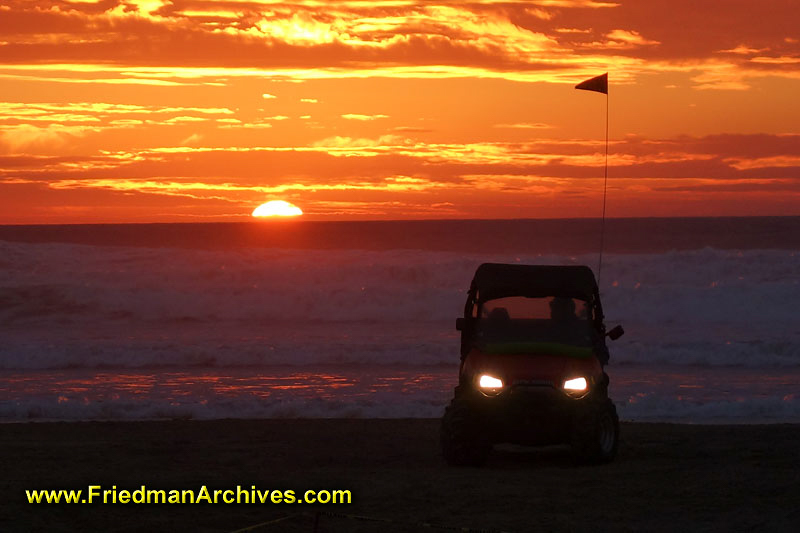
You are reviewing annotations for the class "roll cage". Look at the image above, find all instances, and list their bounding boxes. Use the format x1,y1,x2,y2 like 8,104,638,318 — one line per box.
458,263,608,360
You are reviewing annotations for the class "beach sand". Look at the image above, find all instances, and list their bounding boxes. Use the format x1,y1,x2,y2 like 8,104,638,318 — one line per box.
2,420,798,532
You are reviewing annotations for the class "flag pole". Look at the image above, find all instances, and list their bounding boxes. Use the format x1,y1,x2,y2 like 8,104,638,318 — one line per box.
598,89,608,286
575,72,610,287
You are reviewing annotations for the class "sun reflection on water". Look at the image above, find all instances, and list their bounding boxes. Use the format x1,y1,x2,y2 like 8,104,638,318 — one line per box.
0,367,456,419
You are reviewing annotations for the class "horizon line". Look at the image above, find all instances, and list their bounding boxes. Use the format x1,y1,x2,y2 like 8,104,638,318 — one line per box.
2,214,799,228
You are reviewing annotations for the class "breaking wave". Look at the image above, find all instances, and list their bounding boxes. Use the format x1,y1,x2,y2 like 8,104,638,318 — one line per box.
2,242,799,370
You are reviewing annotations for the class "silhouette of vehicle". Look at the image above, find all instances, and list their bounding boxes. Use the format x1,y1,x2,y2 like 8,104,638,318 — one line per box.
441,263,624,466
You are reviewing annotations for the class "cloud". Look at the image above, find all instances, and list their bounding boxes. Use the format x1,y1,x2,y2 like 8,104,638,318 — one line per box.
1,2,800,221
6,133,798,184
128,1,169,15
4,131,798,221
164,116,209,123
718,45,768,55
494,123,553,129
2,0,798,92
690,63,752,90
555,28,593,34
750,56,800,65
605,29,660,46
181,133,203,145
311,135,406,148
218,122,272,129
0,0,796,90
525,8,555,21
0,101,238,142
577,29,660,50
0,124,95,153
0,102,233,118
391,126,432,133
341,114,389,121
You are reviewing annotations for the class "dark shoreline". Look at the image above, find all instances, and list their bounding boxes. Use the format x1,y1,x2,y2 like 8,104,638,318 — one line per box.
2,419,798,532
1,216,799,253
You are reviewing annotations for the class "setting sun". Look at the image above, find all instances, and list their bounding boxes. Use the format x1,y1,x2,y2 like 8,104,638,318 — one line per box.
252,200,303,218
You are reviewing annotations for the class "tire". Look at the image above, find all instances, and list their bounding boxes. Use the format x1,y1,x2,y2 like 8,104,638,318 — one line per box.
571,399,619,465
441,397,491,466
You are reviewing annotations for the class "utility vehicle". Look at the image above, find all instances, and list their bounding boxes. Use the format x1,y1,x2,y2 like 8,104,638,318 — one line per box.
441,263,624,466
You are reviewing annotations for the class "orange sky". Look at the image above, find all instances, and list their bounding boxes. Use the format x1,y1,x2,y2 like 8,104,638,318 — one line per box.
1,0,799,223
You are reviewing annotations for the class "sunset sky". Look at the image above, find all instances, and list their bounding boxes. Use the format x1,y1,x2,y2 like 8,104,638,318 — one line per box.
1,0,799,223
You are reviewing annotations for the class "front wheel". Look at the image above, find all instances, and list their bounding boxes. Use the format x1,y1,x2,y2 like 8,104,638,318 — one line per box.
571,399,619,465
441,397,490,467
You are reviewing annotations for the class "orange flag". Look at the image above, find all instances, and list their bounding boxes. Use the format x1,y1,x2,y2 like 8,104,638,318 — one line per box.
575,73,608,94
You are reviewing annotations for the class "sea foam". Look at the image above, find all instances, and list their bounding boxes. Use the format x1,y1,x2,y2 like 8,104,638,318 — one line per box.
2,242,798,370
2,241,799,422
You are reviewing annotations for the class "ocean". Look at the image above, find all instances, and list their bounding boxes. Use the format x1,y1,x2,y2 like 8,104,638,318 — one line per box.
1,217,799,423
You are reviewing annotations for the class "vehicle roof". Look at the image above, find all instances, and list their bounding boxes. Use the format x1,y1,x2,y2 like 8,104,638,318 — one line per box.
472,263,598,302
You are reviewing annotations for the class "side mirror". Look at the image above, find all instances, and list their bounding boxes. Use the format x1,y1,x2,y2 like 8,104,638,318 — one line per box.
606,325,624,341
456,318,466,331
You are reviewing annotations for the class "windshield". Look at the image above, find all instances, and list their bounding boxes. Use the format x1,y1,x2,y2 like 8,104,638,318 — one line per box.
477,296,595,347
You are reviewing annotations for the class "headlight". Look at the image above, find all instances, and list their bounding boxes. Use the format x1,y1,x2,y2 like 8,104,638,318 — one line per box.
478,374,503,389
563,377,588,392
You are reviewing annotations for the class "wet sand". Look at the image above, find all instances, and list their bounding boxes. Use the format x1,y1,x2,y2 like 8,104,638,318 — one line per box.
2,420,799,532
